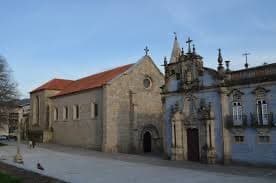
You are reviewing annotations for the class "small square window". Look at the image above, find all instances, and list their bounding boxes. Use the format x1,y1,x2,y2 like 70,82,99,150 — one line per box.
234,136,244,143
258,136,270,143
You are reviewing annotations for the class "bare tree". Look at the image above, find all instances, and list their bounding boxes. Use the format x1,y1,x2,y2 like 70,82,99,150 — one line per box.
0,56,18,105
0,55,18,131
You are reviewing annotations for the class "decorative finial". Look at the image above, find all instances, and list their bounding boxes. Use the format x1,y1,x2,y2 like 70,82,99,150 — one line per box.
173,32,177,40
217,48,224,70
144,46,149,56
242,52,250,69
225,60,230,72
218,48,223,64
192,44,196,54
186,37,193,53
181,48,184,55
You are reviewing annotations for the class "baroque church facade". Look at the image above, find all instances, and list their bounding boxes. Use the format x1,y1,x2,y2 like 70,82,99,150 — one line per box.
29,55,164,154
162,36,276,166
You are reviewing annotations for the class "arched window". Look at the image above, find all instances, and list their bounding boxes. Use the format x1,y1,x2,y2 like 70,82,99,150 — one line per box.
63,106,68,120
46,105,50,127
91,102,98,119
54,107,58,121
36,96,40,124
73,105,79,120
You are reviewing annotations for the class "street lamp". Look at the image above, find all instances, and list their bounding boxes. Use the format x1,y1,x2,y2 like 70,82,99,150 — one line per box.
14,118,23,164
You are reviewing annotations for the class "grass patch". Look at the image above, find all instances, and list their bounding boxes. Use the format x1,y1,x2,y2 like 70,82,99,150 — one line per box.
0,143,7,146
0,172,21,183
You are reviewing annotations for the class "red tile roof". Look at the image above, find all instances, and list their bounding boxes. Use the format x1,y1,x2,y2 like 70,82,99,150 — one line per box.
52,63,134,98
30,79,73,94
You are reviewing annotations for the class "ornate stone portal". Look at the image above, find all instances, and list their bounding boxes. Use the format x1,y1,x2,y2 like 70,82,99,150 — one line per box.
171,98,216,164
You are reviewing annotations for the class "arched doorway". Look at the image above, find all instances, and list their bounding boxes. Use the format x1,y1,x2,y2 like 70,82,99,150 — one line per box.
187,128,200,161
143,131,152,153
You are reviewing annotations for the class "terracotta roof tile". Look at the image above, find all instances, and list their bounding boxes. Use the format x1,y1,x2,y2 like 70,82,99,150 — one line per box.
30,79,73,94
52,63,134,98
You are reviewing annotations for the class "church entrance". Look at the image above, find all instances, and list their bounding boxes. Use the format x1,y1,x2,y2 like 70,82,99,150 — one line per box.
143,131,152,153
187,128,200,161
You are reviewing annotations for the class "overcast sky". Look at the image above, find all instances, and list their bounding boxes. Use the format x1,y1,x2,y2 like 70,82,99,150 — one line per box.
0,0,276,98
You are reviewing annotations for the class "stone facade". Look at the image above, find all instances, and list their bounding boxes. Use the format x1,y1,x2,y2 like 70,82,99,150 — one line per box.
102,56,164,153
162,35,276,166
30,90,60,142
30,56,164,154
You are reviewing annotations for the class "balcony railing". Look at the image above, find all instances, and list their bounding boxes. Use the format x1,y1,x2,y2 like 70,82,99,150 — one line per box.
225,115,248,129
250,112,275,128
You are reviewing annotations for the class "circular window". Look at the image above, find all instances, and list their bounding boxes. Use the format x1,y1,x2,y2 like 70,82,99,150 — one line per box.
143,77,152,89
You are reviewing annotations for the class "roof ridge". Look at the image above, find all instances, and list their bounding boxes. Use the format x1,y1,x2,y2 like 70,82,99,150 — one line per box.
52,78,74,81
73,63,134,82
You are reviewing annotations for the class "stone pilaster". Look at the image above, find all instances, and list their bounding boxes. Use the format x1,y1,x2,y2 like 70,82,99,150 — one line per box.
219,87,232,164
171,112,184,160
206,119,216,164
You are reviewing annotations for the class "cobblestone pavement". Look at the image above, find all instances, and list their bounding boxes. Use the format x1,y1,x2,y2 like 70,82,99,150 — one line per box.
0,141,275,183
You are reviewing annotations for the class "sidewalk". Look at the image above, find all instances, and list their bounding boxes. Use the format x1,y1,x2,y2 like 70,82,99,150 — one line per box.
31,142,276,178
0,141,275,183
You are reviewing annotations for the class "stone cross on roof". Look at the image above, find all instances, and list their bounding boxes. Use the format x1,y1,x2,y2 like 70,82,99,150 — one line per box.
186,37,193,53
144,46,149,56
242,52,250,69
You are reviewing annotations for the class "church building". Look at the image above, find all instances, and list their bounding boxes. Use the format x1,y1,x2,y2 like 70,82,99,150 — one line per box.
29,54,164,154
162,35,276,166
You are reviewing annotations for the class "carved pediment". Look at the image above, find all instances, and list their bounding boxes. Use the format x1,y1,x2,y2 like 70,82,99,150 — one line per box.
172,111,184,122
227,88,244,97
251,86,270,98
256,128,270,135
230,128,245,135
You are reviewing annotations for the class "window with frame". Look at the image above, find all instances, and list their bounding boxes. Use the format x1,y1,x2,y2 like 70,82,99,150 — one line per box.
143,77,152,89
258,135,270,143
256,100,268,125
63,106,68,120
91,102,98,119
73,105,80,120
232,102,243,125
54,107,58,121
234,136,244,143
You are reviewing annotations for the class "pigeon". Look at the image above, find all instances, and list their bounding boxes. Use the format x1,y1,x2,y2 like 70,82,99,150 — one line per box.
37,162,44,171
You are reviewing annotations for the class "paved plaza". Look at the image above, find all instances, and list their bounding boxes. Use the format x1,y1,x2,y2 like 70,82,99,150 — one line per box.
0,141,275,183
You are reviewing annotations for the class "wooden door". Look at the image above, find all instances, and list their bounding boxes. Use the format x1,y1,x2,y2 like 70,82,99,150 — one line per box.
187,128,200,161
143,131,152,153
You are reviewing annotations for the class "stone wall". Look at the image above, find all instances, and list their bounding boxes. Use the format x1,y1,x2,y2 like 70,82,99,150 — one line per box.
51,89,103,150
